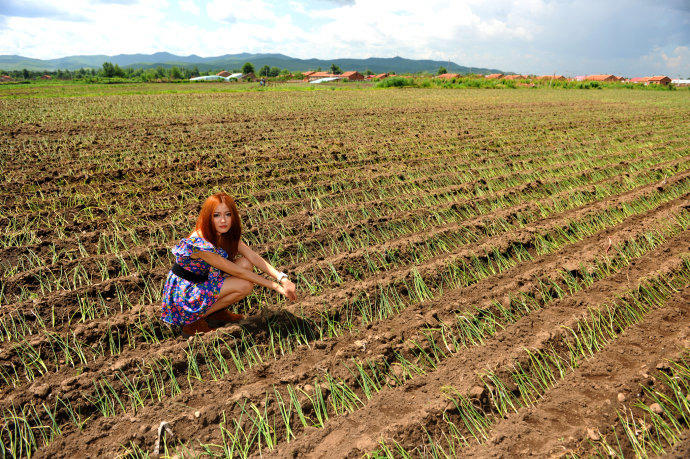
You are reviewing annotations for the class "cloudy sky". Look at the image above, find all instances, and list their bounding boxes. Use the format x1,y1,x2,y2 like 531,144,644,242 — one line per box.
1,0,688,76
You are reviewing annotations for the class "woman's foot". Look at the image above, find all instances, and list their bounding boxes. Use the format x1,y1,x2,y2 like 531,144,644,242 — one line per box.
181,318,212,338
206,308,244,328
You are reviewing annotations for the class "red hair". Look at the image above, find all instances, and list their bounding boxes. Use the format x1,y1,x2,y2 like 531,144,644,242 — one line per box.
195,193,242,259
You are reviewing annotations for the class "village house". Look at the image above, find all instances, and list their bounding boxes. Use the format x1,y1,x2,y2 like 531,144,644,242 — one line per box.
340,71,364,81
626,75,671,85
485,73,504,79
585,74,620,82
646,75,671,85
307,71,336,80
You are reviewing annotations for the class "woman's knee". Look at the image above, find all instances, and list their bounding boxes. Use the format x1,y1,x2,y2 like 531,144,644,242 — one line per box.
220,276,253,298
235,257,253,271
238,279,253,297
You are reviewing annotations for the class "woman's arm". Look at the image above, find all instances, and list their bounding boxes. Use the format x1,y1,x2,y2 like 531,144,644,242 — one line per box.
191,251,280,292
238,241,297,300
237,241,281,279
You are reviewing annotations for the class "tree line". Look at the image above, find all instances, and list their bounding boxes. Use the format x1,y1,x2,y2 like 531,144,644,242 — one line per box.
1,61,386,82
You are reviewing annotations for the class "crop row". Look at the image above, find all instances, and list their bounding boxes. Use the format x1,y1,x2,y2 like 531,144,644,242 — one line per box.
369,260,690,457
584,355,690,458
4,126,684,254
4,164,687,364
1,211,686,458
1,172,687,389
0,200,684,446
3,148,685,306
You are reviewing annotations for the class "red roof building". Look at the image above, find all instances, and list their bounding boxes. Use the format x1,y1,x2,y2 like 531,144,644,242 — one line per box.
485,73,504,79
537,75,566,81
647,75,671,85
216,71,231,77
373,73,389,80
504,74,527,80
340,71,364,81
435,73,460,79
302,71,316,77
585,74,619,82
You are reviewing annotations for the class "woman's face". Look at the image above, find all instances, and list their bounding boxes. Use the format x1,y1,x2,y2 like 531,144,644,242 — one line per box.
212,202,232,234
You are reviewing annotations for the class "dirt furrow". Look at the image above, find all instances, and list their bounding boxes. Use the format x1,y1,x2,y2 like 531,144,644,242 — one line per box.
5,139,677,265
465,288,690,458
4,151,683,325
19,209,690,458
5,148,682,304
2,167,687,365
266,240,690,457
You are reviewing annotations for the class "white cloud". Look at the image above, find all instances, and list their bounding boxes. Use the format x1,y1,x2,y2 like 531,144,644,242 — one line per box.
0,0,173,58
640,46,690,77
661,46,690,70
206,0,278,23
178,0,200,16
0,0,687,76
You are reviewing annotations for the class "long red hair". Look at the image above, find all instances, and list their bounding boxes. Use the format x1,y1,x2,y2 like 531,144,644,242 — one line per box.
194,193,242,259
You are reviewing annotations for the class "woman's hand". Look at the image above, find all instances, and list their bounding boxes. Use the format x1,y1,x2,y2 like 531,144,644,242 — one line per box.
275,279,297,301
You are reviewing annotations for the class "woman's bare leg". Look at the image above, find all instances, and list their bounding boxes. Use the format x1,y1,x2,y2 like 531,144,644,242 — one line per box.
203,257,254,317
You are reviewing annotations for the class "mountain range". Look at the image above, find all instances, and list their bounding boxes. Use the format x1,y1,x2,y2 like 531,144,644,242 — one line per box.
0,52,504,74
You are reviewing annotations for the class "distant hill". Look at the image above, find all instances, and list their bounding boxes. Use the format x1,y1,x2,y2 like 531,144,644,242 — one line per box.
0,52,504,74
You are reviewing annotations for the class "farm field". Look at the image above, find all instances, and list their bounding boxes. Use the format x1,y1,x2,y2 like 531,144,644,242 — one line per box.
0,84,689,458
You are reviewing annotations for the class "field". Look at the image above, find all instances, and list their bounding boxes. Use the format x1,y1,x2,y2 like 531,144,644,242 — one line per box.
1,83,689,458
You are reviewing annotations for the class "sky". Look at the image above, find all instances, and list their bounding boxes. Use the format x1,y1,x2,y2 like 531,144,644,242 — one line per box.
0,0,688,77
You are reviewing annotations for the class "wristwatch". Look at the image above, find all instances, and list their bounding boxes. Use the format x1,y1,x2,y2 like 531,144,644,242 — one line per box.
276,272,288,283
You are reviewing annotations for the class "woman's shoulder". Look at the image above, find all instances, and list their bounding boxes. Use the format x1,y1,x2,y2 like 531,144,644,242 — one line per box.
172,234,216,254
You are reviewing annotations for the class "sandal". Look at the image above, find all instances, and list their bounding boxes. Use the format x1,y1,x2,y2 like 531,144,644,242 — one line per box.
206,308,244,328
181,318,212,338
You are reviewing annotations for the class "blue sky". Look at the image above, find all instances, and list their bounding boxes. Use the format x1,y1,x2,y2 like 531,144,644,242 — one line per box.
0,0,688,76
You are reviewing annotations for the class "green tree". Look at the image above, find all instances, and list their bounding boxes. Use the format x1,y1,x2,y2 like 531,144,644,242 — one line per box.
258,65,270,77
437,66,447,75
169,66,183,79
100,62,125,78
141,68,158,82
330,63,342,74
242,62,255,74
269,66,281,77
22,68,29,79
365,69,373,76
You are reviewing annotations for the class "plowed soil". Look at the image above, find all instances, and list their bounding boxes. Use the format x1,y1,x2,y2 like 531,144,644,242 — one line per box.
0,84,688,458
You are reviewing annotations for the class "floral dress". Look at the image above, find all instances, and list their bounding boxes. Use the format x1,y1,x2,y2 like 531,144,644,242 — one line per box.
161,236,227,325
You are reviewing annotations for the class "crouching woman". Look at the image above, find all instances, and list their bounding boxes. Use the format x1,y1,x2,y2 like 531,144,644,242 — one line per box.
161,192,297,336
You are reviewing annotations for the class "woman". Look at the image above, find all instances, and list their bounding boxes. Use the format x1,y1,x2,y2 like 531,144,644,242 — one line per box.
161,192,297,336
